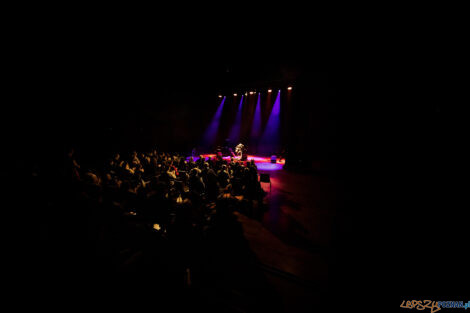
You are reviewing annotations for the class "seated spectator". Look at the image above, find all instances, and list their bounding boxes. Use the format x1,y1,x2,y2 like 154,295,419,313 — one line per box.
205,168,219,201
189,168,205,195
217,165,230,188
167,166,177,179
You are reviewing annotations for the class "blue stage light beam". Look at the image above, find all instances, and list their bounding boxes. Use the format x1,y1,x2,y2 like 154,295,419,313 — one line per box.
202,96,226,148
250,93,262,138
228,95,244,143
259,90,281,155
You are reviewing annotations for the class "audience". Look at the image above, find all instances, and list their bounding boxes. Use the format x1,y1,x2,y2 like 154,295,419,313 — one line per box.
62,149,266,265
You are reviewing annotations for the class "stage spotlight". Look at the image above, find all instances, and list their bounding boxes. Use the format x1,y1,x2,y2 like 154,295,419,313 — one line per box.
287,86,293,90
249,91,253,95
268,89,272,93
245,92,248,96
233,93,238,96
218,95,223,98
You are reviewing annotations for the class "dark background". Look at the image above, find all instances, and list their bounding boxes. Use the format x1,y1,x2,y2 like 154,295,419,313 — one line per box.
7,29,463,303
17,48,347,176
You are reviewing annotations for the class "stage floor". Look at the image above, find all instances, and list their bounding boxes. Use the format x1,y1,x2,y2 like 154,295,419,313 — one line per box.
187,154,285,171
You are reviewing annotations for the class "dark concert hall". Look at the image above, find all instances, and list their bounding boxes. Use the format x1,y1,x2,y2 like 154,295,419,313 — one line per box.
8,37,461,312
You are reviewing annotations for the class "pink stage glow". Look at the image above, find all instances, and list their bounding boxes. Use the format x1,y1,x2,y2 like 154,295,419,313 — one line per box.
186,154,285,171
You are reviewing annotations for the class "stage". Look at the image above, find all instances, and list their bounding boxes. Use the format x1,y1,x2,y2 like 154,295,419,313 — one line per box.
186,154,285,171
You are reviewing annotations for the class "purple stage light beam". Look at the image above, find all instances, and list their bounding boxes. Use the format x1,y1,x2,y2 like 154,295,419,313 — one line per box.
249,93,262,152
202,96,226,147
251,93,262,138
229,95,244,143
259,90,281,155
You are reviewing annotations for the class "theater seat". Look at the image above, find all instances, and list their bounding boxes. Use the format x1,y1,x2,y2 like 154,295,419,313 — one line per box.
259,173,271,193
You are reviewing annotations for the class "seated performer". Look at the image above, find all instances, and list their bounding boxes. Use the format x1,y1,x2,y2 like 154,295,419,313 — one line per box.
235,143,245,158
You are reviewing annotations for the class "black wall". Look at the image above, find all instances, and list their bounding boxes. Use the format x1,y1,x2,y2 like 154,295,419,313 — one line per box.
15,53,343,176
